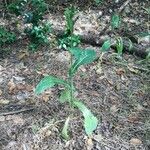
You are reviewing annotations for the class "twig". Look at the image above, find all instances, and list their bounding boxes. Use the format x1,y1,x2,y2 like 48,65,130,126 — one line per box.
0,107,35,116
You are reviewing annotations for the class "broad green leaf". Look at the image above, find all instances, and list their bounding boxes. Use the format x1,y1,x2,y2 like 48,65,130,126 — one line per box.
69,47,82,57
61,116,70,140
35,76,70,95
100,39,111,52
69,49,96,76
73,100,98,136
111,14,121,29
59,89,71,103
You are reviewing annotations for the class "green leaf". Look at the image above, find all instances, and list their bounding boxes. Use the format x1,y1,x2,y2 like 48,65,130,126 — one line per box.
61,116,70,140
73,100,98,136
35,76,70,95
100,39,111,52
59,89,71,103
111,14,121,29
69,48,96,76
116,37,123,55
64,6,76,35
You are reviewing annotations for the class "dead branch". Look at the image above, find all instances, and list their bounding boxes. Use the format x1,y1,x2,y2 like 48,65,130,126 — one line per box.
53,28,149,58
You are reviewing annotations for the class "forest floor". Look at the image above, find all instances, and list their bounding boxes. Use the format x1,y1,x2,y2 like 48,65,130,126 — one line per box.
0,0,150,150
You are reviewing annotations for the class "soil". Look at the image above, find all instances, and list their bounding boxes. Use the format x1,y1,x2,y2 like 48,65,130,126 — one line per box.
0,0,150,150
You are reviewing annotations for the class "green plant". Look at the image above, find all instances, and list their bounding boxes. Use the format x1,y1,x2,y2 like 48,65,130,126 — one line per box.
8,0,27,16
8,0,49,51
96,39,112,73
110,13,124,57
24,0,47,26
8,0,47,25
35,7,98,139
111,13,121,30
25,22,51,51
94,0,103,5
59,6,80,50
115,37,123,56
0,27,16,46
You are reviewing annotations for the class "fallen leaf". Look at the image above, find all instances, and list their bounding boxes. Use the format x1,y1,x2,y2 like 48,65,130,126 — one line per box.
8,79,16,94
130,138,142,145
18,50,29,60
42,94,50,102
116,68,125,75
86,138,93,150
93,134,103,142
25,84,33,92
96,67,103,74
16,84,25,90
0,99,10,105
128,113,140,123
127,66,138,74
0,116,5,122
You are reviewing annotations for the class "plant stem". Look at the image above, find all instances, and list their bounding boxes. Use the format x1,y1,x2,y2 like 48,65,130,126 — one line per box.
69,35,74,106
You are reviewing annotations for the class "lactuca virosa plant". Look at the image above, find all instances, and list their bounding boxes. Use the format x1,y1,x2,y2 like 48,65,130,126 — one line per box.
35,6,98,140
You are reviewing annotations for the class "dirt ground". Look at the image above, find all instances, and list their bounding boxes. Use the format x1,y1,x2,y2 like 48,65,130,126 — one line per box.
0,0,150,150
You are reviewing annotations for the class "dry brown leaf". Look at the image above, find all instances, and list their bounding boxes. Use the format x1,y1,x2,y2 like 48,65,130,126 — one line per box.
25,84,33,92
128,113,140,123
127,66,138,74
130,138,142,145
116,68,125,75
8,80,16,93
93,134,103,142
16,84,25,90
42,94,50,102
86,138,93,150
18,50,29,60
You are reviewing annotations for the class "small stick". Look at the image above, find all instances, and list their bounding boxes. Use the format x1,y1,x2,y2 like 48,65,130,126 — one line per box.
0,107,35,116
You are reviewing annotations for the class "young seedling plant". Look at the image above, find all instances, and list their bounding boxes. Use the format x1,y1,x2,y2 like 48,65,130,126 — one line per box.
35,6,98,140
